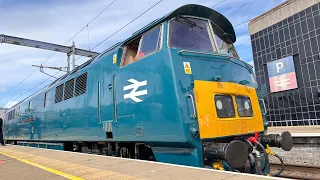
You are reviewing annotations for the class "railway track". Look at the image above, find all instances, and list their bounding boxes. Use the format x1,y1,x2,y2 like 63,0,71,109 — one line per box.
270,163,320,180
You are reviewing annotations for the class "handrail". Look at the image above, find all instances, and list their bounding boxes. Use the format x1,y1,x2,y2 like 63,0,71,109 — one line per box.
260,98,267,115
178,50,253,70
187,94,197,119
178,50,228,58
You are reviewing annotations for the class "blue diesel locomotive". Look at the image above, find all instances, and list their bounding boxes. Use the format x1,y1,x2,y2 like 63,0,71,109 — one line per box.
4,4,292,176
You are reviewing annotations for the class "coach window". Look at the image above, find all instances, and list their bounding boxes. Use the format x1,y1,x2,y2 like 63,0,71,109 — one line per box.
28,101,32,112
44,92,47,107
122,25,162,67
16,106,20,116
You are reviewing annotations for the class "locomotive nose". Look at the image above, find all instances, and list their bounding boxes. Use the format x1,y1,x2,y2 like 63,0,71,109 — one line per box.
204,140,249,169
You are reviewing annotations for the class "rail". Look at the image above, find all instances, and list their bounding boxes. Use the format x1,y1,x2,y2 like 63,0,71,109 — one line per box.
270,163,320,180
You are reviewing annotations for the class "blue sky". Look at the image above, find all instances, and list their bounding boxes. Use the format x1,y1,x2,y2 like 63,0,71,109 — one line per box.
0,0,284,108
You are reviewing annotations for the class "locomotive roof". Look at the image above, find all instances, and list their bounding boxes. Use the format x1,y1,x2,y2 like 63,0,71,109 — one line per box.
129,4,236,43
100,4,236,56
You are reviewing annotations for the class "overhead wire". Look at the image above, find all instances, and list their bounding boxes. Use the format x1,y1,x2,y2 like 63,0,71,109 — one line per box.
69,0,164,67
66,0,164,66
9,0,247,105
234,19,251,27
3,0,258,106
6,0,239,106
211,0,227,8
9,0,164,105
92,0,164,50
64,0,118,47
9,0,275,105
208,0,255,47
233,0,256,28
10,71,61,102
236,41,251,48
0,0,118,104
231,0,293,49
234,5,313,50
208,0,254,48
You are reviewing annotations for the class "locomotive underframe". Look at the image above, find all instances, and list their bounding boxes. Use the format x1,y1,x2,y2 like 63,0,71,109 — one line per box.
5,128,291,176
6,139,156,162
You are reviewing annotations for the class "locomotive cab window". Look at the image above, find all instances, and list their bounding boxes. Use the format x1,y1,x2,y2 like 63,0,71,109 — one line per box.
211,22,239,58
122,37,141,67
122,25,162,67
214,95,235,118
168,16,240,59
236,96,253,117
169,17,215,52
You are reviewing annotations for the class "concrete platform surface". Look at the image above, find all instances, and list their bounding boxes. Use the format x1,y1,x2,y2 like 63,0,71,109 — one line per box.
0,145,287,180
0,154,66,180
268,125,320,137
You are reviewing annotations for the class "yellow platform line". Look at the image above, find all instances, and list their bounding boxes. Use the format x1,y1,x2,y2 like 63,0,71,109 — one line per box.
0,151,84,180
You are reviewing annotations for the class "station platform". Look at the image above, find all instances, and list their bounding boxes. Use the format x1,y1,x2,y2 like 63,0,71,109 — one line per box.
0,145,285,180
268,125,320,137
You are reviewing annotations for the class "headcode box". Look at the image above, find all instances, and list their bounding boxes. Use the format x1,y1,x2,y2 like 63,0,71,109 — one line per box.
267,56,298,93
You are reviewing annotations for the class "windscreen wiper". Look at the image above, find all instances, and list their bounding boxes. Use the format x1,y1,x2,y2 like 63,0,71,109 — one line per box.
176,16,203,29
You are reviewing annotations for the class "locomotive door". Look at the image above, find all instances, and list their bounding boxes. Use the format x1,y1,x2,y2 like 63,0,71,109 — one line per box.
112,24,164,138
100,54,118,136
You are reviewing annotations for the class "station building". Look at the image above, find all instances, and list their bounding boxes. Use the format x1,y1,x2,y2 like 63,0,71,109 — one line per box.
248,0,320,126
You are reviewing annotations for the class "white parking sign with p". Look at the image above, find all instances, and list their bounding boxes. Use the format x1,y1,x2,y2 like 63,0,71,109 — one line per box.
267,56,298,93
276,62,284,73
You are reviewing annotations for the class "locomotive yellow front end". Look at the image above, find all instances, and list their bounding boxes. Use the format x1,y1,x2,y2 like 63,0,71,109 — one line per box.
194,80,293,175
191,79,294,175
194,81,264,139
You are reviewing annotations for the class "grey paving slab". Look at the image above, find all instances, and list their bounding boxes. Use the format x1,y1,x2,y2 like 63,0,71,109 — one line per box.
268,125,320,135
0,154,66,180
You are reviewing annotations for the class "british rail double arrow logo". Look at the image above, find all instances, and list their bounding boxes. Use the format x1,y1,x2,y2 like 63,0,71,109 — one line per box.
123,79,147,102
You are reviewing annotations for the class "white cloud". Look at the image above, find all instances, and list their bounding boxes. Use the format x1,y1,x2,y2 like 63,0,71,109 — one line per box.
0,0,284,106
4,101,18,108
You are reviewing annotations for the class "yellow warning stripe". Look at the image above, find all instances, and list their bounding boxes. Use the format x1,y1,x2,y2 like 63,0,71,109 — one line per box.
0,151,84,180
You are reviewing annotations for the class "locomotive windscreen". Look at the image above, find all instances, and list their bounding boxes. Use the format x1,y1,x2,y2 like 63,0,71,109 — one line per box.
168,16,239,58
169,17,214,52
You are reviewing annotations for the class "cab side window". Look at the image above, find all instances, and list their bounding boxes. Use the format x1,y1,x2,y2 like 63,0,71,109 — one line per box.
137,25,161,59
122,24,162,67
122,37,142,67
